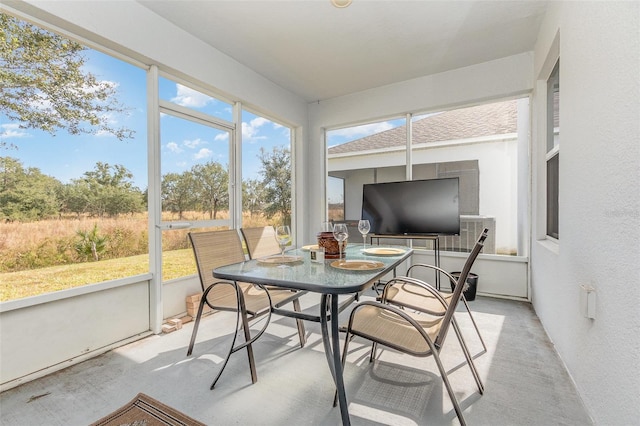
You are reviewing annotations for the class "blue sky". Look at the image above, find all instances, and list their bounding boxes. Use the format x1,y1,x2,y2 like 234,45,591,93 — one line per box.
1,49,148,188
0,39,394,194
0,48,291,190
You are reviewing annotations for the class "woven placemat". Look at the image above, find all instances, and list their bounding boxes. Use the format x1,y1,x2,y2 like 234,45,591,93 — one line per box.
90,393,205,426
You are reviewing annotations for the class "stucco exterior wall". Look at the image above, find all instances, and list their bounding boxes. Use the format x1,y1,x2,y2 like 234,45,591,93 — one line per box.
0,278,151,389
530,2,640,424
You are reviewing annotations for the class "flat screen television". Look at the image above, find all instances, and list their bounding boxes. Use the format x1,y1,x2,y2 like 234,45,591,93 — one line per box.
361,178,460,236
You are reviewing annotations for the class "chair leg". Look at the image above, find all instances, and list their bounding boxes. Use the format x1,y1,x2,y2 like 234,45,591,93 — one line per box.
210,307,243,390
333,327,354,407
210,284,259,389
460,296,487,354
452,318,484,394
432,350,467,426
238,300,258,384
369,342,378,362
186,295,208,356
293,298,307,347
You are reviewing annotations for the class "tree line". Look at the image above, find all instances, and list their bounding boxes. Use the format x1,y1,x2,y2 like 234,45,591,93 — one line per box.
0,146,291,222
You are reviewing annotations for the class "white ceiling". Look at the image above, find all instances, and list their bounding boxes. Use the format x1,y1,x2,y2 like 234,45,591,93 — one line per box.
138,0,548,102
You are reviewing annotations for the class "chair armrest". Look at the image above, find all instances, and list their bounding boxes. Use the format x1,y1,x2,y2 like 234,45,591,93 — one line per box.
204,280,274,315
380,276,449,311
407,263,459,287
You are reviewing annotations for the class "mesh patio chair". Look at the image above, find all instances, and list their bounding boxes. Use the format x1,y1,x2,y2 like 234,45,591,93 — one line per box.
339,229,488,426
186,229,306,389
240,226,307,345
241,225,285,259
380,236,489,355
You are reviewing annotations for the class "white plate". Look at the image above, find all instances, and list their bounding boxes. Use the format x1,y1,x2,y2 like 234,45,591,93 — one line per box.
301,244,319,251
257,255,303,265
362,247,406,256
330,260,385,271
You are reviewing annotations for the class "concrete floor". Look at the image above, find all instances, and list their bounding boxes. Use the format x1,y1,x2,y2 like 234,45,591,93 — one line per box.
0,294,592,425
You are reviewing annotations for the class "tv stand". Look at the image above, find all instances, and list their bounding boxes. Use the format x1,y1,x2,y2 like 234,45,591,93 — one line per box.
370,234,441,289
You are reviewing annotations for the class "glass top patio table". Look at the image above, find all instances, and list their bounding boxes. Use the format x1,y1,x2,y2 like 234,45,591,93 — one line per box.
212,243,412,426
213,244,413,295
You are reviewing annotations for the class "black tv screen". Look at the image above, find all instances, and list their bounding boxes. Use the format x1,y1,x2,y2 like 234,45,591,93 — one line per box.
361,178,460,235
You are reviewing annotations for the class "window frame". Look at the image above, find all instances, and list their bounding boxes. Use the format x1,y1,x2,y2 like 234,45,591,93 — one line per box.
325,98,524,256
158,99,236,231
239,105,297,232
327,175,346,221
0,11,151,303
545,60,560,240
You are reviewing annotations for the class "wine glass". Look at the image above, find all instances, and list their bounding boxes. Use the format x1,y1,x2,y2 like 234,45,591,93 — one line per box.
332,223,349,262
275,225,291,261
358,219,370,249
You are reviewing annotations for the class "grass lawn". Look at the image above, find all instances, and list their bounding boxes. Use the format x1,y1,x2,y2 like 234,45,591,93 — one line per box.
0,249,196,302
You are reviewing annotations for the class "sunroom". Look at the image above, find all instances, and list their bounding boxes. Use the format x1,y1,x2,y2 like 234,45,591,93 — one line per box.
0,1,638,425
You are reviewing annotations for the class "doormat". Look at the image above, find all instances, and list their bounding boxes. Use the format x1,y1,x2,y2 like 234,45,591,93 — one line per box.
90,392,206,426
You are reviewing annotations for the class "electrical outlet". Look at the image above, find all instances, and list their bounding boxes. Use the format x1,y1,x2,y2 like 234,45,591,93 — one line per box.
580,284,596,319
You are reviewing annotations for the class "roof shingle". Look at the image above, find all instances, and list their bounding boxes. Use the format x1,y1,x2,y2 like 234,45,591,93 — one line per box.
329,100,518,155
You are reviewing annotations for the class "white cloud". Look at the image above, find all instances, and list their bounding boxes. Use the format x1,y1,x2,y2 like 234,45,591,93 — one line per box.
0,123,30,139
193,148,212,160
214,133,229,142
330,122,395,139
241,122,256,139
27,94,53,113
242,117,269,141
183,138,205,149
166,142,183,153
84,79,118,96
251,117,269,128
171,84,213,108
93,112,121,137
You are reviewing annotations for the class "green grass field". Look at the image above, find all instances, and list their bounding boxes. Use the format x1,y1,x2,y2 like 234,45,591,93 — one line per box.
0,249,196,302
0,211,284,302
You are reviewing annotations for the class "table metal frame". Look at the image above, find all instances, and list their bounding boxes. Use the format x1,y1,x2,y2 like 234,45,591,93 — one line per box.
212,245,413,425
370,234,441,289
